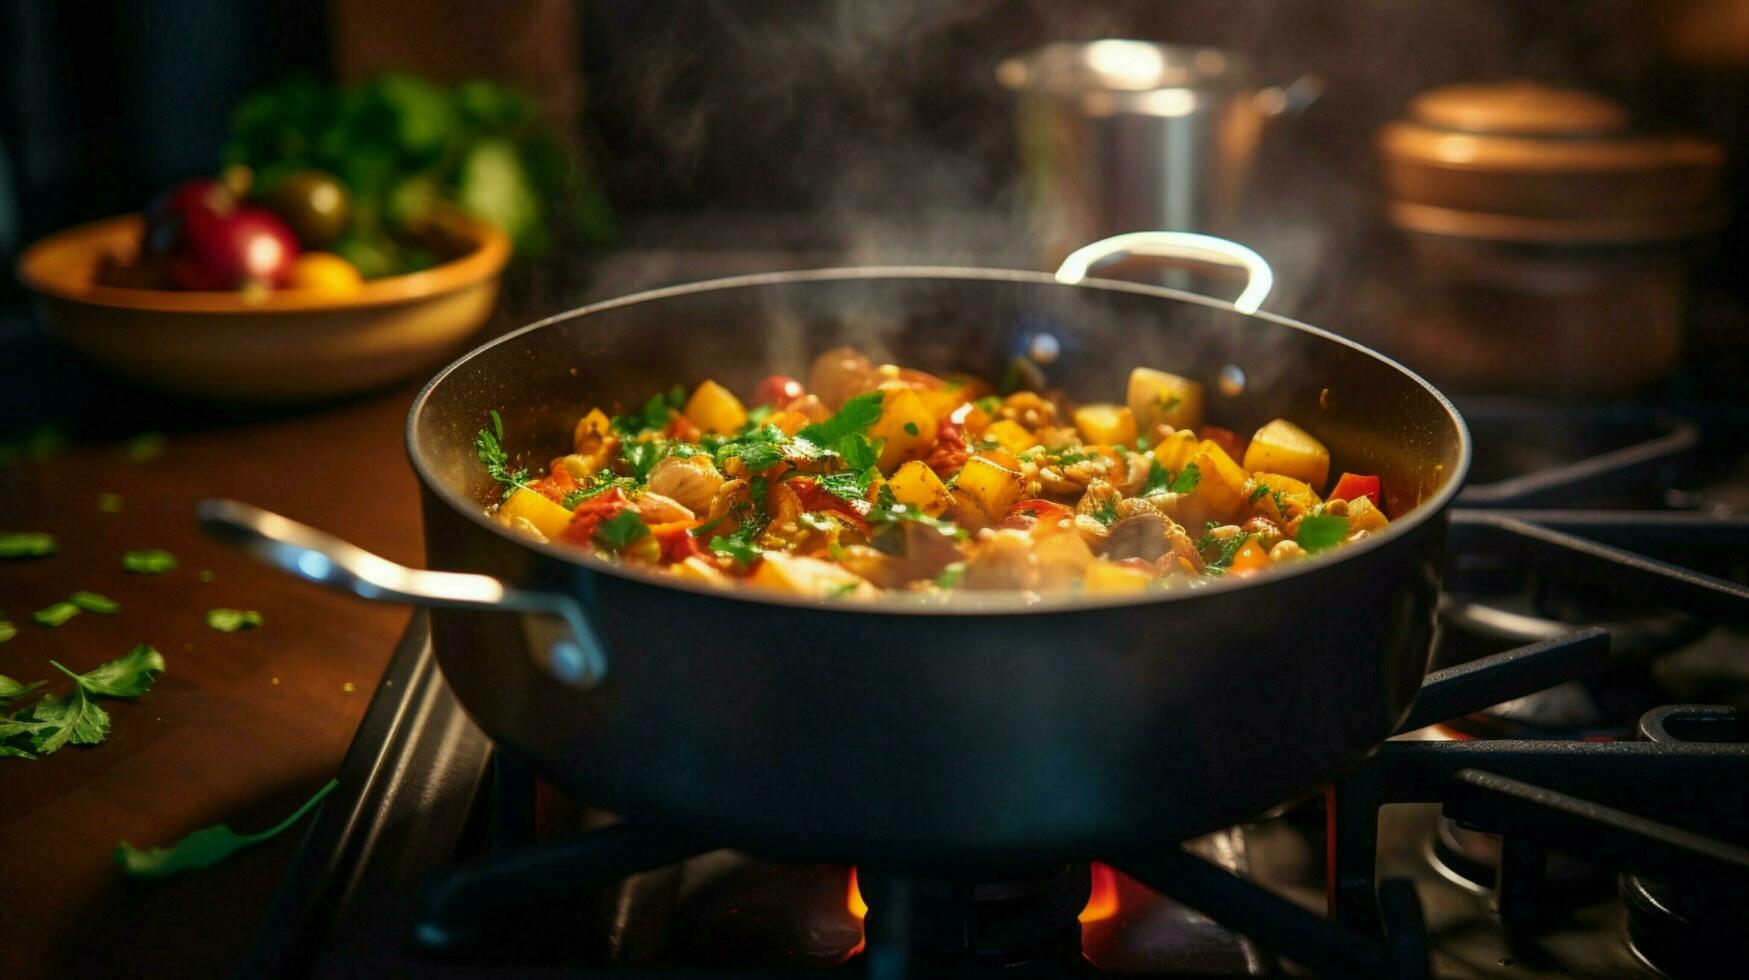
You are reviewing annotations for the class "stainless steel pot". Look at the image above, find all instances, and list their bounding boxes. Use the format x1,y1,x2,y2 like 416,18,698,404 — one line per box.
998,40,1320,265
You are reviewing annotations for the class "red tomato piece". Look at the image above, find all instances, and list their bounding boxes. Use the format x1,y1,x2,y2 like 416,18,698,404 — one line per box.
753,375,806,407
788,478,871,531
527,464,580,504
1329,473,1382,508
559,488,632,545
655,524,708,562
999,498,1075,531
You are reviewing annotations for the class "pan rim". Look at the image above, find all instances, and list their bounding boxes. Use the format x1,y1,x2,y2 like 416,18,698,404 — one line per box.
406,266,1472,616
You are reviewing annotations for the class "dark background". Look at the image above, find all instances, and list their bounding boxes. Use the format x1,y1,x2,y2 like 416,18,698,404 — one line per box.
4,0,1749,377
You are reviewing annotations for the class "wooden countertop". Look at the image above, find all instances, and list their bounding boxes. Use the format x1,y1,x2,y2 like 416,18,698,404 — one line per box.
0,327,433,977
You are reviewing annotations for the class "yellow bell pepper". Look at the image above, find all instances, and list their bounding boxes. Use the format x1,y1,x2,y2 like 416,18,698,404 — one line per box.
868,384,939,471
498,488,574,541
982,419,1037,456
886,460,952,516
1345,496,1391,534
1127,367,1204,432
1072,404,1138,447
952,452,1025,520
1251,473,1322,523
1083,559,1154,592
683,379,748,435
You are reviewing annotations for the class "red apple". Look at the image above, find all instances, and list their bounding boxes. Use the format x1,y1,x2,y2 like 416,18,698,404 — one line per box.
168,204,302,291
144,178,233,256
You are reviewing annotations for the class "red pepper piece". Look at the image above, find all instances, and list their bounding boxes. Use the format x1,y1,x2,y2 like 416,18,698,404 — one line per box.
788,477,871,532
559,488,632,545
999,498,1075,532
1329,473,1382,508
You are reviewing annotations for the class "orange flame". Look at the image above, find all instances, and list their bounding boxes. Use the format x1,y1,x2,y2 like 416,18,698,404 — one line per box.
847,865,868,920
1078,862,1119,923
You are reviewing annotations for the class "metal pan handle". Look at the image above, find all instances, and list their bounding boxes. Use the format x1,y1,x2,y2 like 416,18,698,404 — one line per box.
1054,231,1274,314
196,499,609,689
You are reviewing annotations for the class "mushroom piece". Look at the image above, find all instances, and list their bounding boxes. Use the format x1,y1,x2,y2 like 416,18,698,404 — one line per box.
1102,511,1169,563
647,454,725,513
963,528,1040,590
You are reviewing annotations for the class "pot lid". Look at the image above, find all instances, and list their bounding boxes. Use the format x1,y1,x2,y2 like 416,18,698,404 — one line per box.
1409,80,1629,136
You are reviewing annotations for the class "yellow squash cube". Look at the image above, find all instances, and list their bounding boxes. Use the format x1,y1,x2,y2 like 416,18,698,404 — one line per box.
868,384,939,471
1153,428,1200,474
751,551,875,598
1127,367,1204,432
1345,496,1391,534
1186,440,1251,523
498,488,575,541
952,453,1025,520
886,460,952,516
1083,559,1154,592
982,419,1037,456
1251,473,1322,523
1035,529,1095,589
1072,404,1138,447
1243,419,1331,491
683,379,749,435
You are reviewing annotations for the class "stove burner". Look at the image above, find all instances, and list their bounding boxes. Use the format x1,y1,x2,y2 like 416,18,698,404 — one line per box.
1621,872,1749,979
858,865,1091,971
1427,814,1615,907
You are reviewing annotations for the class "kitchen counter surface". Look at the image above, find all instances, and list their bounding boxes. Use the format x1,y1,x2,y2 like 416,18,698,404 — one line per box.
0,318,432,978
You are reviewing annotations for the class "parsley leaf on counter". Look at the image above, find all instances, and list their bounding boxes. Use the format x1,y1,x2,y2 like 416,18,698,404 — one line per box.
116,778,339,878
207,609,263,632
75,645,168,697
0,616,16,644
32,602,80,628
70,591,121,615
0,646,166,760
0,674,44,702
0,532,58,559
122,432,167,462
98,493,125,513
123,549,178,574
594,511,649,551
1296,514,1351,553
1169,462,1201,494
474,410,530,501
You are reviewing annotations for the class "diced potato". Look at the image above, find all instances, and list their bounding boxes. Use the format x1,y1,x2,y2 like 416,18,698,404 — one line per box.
752,551,875,598
1083,559,1154,592
1153,429,1201,474
1036,529,1095,589
952,453,1025,520
868,384,939,471
1228,538,1273,577
917,386,971,421
670,556,731,587
982,419,1037,456
1345,495,1391,534
1243,419,1330,491
499,487,575,541
1251,473,1322,523
886,460,952,517
1185,439,1251,524
1128,367,1204,432
1072,404,1138,447
684,379,748,435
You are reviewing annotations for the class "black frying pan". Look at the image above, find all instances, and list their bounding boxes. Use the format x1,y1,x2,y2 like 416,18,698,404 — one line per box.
201,237,1470,870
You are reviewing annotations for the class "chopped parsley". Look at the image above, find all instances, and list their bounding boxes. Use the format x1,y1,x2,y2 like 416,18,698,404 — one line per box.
712,424,790,473
620,437,677,480
935,562,966,588
1140,459,1171,495
0,616,16,644
0,673,41,701
594,511,650,551
0,532,58,559
69,591,121,614
123,549,178,574
816,468,878,503
474,410,530,501
32,602,80,628
614,386,688,434
1090,498,1119,526
824,582,860,598
903,422,921,436
1248,481,1270,504
563,475,637,508
708,526,763,565
116,777,338,878
1296,514,1351,553
1169,462,1201,494
0,645,166,760
867,485,967,538
207,608,263,632
1157,394,1182,412
1197,531,1249,574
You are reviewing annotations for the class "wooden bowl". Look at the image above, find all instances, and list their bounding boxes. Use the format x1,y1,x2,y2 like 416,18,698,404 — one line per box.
16,213,510,403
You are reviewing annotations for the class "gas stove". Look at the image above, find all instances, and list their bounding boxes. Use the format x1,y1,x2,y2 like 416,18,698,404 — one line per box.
239,396,1749,978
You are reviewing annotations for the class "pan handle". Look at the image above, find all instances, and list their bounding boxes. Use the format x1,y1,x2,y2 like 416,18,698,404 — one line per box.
196,499,609,689
1054,231,1273,314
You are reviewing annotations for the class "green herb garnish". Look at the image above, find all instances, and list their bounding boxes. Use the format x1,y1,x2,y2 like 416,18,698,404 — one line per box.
1091,499,1120,526
206,609,263,632
1247,481,1270,504
0,532,58,559
123,549,178,574
69,592,121,614
1140,459,1171,495
796,391,884,450
708,527,763,565
935,562,966,589
0,617,16,644
0,646,165,759
32,602,80,628
563,476,637,509
824,582,860,598
903,422,921,437
816,468,878,503
1197,531,1249,573
475,410,530,501
1296,514,1351,553
1169,462,1201,494
0,674,44,702
593,511,650,551
116,778,338,878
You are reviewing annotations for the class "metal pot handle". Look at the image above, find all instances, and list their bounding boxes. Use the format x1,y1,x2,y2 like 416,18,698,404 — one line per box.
196,499,609,690
1054,231,1274,314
